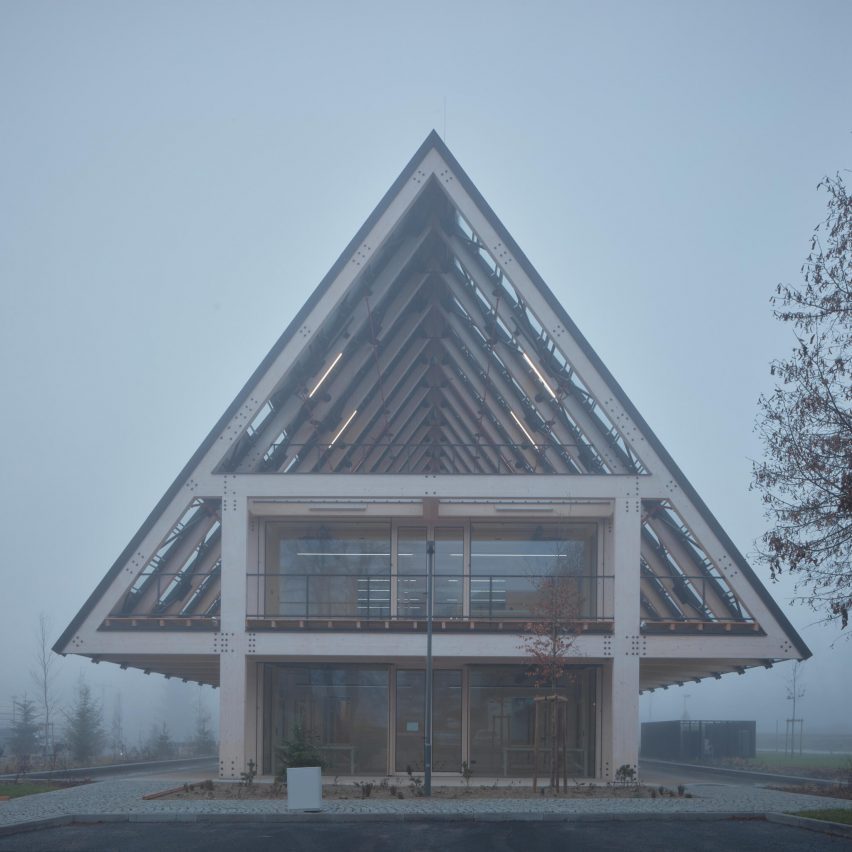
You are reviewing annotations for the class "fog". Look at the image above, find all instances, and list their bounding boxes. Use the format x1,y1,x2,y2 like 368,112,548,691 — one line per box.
1,1,850,747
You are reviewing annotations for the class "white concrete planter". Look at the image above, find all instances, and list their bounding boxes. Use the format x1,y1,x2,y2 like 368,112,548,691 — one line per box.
286,766,323,811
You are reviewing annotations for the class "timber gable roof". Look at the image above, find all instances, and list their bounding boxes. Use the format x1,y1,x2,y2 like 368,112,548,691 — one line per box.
54,132,810,663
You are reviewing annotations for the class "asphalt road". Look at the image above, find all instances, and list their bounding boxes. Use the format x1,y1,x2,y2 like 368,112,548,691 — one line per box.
0,819,846,852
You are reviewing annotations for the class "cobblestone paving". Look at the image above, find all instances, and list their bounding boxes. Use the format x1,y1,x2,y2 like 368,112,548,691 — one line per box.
2,778,851,829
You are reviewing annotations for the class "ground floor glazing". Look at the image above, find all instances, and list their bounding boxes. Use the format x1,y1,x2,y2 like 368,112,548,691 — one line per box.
261,662,598,778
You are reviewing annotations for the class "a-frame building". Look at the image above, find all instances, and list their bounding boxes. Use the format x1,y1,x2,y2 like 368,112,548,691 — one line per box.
55,132,809,781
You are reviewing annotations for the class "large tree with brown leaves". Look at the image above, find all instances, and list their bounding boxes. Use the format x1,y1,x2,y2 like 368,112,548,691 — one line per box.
754,173,852,630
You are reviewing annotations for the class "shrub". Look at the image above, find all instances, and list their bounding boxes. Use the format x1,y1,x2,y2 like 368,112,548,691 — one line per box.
275,723,325,772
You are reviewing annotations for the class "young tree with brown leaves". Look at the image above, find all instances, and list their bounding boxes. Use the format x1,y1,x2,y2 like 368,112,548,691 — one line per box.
754,173,852,630
520,574,580,790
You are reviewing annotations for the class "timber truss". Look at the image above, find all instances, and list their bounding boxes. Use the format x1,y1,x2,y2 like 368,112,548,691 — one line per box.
102,498,222,630
640,500,754,633
217,181,645,476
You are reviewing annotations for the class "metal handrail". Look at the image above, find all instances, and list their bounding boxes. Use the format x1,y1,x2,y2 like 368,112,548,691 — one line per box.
118,571,220,617
268,441,596,474
640,574,754,623
246,572,614,621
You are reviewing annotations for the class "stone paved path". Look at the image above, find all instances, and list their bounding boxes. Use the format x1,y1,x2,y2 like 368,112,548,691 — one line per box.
2,778,851,828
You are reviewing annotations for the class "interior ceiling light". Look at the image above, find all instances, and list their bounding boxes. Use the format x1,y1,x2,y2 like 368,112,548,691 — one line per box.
330,409,358,447
309,352,343,398
510,410,537,446
521,351,557,400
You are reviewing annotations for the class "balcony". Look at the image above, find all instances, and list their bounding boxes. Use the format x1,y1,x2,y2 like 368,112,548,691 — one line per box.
246,572,614,633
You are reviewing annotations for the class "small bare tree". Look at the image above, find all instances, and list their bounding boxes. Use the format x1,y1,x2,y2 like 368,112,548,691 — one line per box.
30,612,60,761
192,688,217,756
520,574,581,791
110,693,126,761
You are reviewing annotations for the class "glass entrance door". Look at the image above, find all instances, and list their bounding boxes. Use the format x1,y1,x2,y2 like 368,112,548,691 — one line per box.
395,670,462,773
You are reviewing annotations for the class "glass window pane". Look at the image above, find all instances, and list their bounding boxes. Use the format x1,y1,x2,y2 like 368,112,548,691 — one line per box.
270,521,391,575
470,523,595,576
397,528,427,575
468,665,595,778
265,522,391,617
433,670,462,772
266,665,389,776
435,528,463,619
435,528,464,575
397,528,426,618
470,523,596,619
398,528,463,618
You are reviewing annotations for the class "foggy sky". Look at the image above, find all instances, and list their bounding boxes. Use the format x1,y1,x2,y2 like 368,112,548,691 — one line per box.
1,0,850,740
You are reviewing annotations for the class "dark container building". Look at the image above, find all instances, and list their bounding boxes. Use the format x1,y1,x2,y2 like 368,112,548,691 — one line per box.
641,720,756,762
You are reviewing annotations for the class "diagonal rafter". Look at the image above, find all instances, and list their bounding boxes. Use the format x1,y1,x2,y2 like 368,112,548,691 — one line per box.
219,174,647,476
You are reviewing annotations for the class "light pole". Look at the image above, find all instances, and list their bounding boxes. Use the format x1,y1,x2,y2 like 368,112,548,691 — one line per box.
424,539,434,796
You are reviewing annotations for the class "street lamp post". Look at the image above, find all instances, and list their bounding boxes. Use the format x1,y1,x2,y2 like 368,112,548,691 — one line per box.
424,539,434,796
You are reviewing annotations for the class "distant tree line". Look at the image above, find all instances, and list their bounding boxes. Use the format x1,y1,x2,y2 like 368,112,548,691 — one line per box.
5,678,218,772
2,613,218,773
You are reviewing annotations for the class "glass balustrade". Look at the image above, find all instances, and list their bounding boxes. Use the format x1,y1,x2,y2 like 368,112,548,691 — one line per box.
250,519,611,622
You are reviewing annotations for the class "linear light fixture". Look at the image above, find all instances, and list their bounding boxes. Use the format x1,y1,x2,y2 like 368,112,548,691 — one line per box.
330,409,358,446
307,504,367,512
297,552,390,557
309,352,343,398
510,410,537,446
493,506,555,513
521,351,557,399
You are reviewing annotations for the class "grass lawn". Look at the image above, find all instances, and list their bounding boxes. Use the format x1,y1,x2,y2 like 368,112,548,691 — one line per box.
0,781,65,799
793,808,852,826
755,751,852,771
